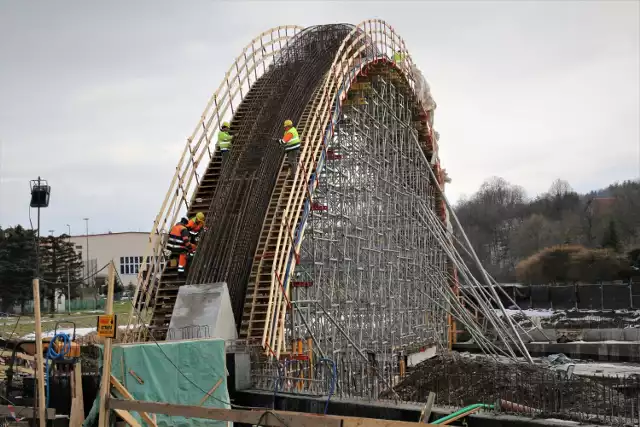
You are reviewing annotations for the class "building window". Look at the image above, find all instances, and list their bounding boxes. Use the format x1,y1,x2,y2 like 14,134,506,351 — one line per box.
120,256,144,275
119,255,166,275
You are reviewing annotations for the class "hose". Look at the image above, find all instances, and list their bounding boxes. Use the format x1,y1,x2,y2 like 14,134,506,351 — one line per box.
317,358,336,415
432,403,494,425
45,332,72,408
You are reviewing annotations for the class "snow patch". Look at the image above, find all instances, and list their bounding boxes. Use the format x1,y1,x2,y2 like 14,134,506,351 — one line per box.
496,309,555,318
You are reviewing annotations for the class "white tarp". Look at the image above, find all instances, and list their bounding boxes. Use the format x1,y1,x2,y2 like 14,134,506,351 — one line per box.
411,64,436,114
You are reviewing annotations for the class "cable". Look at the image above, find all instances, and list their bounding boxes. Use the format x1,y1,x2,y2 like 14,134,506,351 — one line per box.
317,358,336,414
39,261,110,286
256,409,291,427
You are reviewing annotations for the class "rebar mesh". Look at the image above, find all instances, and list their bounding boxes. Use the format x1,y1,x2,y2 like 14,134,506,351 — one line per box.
187,24,377,328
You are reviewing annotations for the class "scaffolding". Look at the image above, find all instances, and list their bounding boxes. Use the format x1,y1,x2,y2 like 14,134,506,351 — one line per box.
293,75,448,356
125,21,538,400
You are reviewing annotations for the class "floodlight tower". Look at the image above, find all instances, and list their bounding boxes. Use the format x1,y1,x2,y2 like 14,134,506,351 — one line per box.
29,177,51,277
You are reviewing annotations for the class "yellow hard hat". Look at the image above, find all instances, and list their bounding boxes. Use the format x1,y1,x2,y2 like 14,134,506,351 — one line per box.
221,121,230,128
284,119,293,128
195,212,205,222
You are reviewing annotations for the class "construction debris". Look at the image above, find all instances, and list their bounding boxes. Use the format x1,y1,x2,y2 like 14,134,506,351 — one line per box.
387,353,637,426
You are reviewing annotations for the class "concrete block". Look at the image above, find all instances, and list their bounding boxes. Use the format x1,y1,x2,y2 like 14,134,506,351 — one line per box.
168,282,237,341
407,345,436,367
624,328,640,341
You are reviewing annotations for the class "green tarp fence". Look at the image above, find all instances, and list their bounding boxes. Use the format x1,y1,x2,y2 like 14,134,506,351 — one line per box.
84,338,231,427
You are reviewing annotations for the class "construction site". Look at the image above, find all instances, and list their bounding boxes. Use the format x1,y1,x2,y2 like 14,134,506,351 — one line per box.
2,20,640,427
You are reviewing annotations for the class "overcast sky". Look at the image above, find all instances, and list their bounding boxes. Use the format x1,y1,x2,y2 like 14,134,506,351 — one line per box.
1,1,638,235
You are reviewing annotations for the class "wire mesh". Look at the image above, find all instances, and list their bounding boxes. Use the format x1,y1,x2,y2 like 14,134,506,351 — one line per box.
186,24,376,329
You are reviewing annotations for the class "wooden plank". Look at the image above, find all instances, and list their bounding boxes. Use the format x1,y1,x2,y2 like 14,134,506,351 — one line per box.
419,392,435,423
198,378,224,406
110,375,157,427
108,399,340,427
114,409,142,427
98,262,116,427
69,363,85,427
0,405,55,418
32,278,46,427
107,399,433,427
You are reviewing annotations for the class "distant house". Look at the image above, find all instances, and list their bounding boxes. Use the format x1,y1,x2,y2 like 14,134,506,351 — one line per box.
68,231,162,287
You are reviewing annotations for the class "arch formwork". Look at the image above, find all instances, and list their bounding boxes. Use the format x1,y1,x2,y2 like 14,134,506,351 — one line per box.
125,21,454,394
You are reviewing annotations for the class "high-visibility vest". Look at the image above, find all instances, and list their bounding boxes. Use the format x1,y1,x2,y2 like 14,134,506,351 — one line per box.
393,51,405,63
187,217,204,236
283,127,300,151
167,224,188,250
218,131,232,151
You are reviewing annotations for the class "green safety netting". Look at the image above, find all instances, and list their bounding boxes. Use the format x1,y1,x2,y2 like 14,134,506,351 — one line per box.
84,338,231,427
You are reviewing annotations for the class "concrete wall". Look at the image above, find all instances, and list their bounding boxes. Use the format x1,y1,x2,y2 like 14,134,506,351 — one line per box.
499,283,637,310
69,232,160,287
522,328,640,343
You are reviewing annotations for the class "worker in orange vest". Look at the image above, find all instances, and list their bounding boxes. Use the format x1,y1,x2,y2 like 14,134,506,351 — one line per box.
186,212,206,244
166,219,196,274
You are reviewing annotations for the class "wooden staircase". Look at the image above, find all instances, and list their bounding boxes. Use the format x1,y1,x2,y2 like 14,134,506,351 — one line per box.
146,76,271,339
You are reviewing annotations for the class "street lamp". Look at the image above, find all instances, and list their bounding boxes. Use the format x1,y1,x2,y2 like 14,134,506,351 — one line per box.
83,218,90,287
66,224,72,314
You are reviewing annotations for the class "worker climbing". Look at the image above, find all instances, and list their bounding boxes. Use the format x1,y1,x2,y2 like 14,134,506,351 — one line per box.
186,212,206,244
279,119,300,175
218,121,233,164
167,218,196,274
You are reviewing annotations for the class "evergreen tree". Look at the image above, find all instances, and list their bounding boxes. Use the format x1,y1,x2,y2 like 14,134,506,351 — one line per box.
602,220,621,252
0,226,37,312
39,234,84,313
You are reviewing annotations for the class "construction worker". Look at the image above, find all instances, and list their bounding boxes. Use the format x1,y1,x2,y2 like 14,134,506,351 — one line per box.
166,220,195,274
218,122,233,164
186,212,206,244
393,50,405,65
280,119,300,175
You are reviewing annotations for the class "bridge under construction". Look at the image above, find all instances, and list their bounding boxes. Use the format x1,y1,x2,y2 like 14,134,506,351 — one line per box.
123,20,534,399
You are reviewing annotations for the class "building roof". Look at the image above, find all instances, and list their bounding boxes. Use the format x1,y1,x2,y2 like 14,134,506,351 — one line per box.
69,231,152,238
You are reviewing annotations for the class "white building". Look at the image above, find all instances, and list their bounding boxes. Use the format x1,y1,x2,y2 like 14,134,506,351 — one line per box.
68,232,161,287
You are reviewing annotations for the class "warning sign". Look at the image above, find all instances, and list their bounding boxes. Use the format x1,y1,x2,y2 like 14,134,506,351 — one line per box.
97,314,117,338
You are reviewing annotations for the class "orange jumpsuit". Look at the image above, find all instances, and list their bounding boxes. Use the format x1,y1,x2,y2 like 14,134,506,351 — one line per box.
167,223,195,273
186,217,204,244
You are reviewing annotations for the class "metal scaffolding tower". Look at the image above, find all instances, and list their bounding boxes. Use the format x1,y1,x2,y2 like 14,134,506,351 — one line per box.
292,75,448,359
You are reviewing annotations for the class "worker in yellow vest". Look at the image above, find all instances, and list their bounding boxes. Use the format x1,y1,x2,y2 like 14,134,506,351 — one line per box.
218,122,233,164
393,51,405,65
279,119,300,175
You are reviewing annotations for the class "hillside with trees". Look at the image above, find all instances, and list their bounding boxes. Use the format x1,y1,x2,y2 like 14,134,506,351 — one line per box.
454,178,640,284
